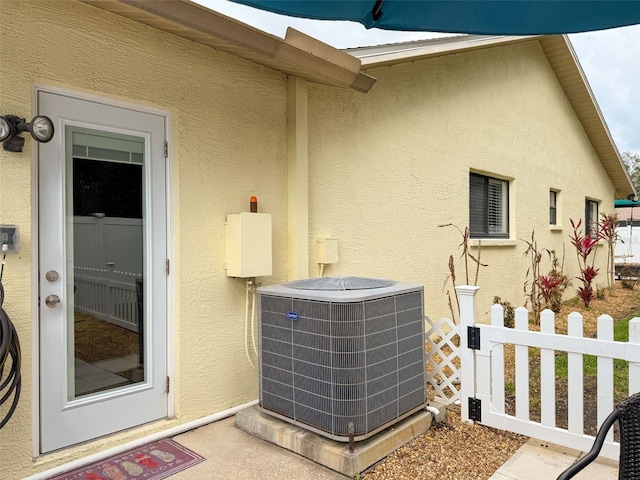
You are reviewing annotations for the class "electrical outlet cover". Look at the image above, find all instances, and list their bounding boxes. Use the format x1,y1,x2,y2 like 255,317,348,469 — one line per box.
0,224,19,253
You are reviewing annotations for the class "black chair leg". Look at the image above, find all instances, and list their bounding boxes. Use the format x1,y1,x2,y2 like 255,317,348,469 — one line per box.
556,409,619,480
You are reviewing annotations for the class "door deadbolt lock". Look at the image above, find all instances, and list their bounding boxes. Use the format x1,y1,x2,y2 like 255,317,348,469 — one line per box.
45,294,61,308
45,270,59,282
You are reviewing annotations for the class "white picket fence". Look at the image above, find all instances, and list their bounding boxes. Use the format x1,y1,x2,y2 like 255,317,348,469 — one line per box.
457,285,640,460
74,266,142,332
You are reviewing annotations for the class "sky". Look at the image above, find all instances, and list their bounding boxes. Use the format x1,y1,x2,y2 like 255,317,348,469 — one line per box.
196,1,639,156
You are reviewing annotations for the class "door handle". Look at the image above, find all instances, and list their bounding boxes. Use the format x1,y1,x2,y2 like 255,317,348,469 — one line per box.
45,294,61,308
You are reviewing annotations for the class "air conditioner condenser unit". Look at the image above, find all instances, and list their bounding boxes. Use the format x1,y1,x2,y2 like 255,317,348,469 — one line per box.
257,277,426,442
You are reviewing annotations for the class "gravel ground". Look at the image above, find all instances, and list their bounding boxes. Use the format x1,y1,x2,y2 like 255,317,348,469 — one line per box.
362,284,640,480
362,405,527,480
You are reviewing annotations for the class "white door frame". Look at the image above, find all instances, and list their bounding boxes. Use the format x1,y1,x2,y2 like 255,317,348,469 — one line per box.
31,84,174,456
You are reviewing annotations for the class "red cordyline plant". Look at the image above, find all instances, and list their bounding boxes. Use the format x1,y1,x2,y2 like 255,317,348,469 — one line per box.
598,212,620,292
523,231,569,323
569,218,600,307
546,248,571,313
538,274,564,306
523,230,547,323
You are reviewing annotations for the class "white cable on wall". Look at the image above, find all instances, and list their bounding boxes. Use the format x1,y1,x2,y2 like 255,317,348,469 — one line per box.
250,283,258,358
244,279,257,371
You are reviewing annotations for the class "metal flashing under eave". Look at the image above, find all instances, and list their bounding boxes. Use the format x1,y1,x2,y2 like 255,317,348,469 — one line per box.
348,34,537,68
79,0,376,93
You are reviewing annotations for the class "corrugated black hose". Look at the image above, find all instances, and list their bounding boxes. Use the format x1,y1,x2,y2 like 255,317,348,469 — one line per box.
0,277,22,429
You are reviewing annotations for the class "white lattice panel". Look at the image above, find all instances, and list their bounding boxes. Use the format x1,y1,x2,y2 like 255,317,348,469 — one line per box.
425,316,461,405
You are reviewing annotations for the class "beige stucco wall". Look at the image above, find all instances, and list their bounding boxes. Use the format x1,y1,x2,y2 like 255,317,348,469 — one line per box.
0,2,623,478
307,40,615,321
0,1,288,478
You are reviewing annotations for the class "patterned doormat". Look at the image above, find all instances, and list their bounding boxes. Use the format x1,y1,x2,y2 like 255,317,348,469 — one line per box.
48,439,205,480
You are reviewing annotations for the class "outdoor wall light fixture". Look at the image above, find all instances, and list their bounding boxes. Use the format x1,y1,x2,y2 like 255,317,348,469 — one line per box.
0,115,55,152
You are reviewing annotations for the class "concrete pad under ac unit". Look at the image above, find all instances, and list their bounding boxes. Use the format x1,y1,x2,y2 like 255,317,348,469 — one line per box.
234,404,445,478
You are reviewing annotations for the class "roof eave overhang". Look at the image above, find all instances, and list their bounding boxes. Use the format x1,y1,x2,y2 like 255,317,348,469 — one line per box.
79,0,376,93
350,34,537,68
538,35,636,200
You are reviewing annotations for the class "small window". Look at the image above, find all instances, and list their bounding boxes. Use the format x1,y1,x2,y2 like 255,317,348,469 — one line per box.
470,173,509,238
585,199,599,238
550,190,558,225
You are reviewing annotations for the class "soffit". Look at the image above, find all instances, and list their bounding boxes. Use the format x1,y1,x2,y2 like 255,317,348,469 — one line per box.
348,34,536,67
79,0,376,93
538,36,635,199
349,35,635,199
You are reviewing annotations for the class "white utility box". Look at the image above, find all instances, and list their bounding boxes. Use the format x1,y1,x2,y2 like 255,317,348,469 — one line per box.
225,213,272,278
317,237,339,264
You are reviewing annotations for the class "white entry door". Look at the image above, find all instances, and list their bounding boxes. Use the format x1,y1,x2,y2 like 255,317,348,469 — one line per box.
38,90,168,453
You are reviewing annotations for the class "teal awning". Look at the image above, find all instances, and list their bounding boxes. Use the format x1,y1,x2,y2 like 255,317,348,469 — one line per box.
231,1,640,35
615,200,640,207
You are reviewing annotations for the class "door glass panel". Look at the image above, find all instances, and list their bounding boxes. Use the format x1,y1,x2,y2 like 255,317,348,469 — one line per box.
66,126,146,399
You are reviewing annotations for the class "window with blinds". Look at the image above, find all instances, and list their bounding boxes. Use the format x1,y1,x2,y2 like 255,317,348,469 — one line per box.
68,126,144,218
469,173,509,238
71,129,144,164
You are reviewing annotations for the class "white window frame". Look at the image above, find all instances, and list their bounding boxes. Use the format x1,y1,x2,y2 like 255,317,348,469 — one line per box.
585,198,599,238
550,190,558,225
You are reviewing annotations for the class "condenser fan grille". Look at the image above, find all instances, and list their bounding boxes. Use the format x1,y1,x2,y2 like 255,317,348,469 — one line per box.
284,276,396,291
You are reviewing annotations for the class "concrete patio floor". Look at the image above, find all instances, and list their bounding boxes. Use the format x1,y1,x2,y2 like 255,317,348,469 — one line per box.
170,415,345,480
168,413,620,479
489,438,619,480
